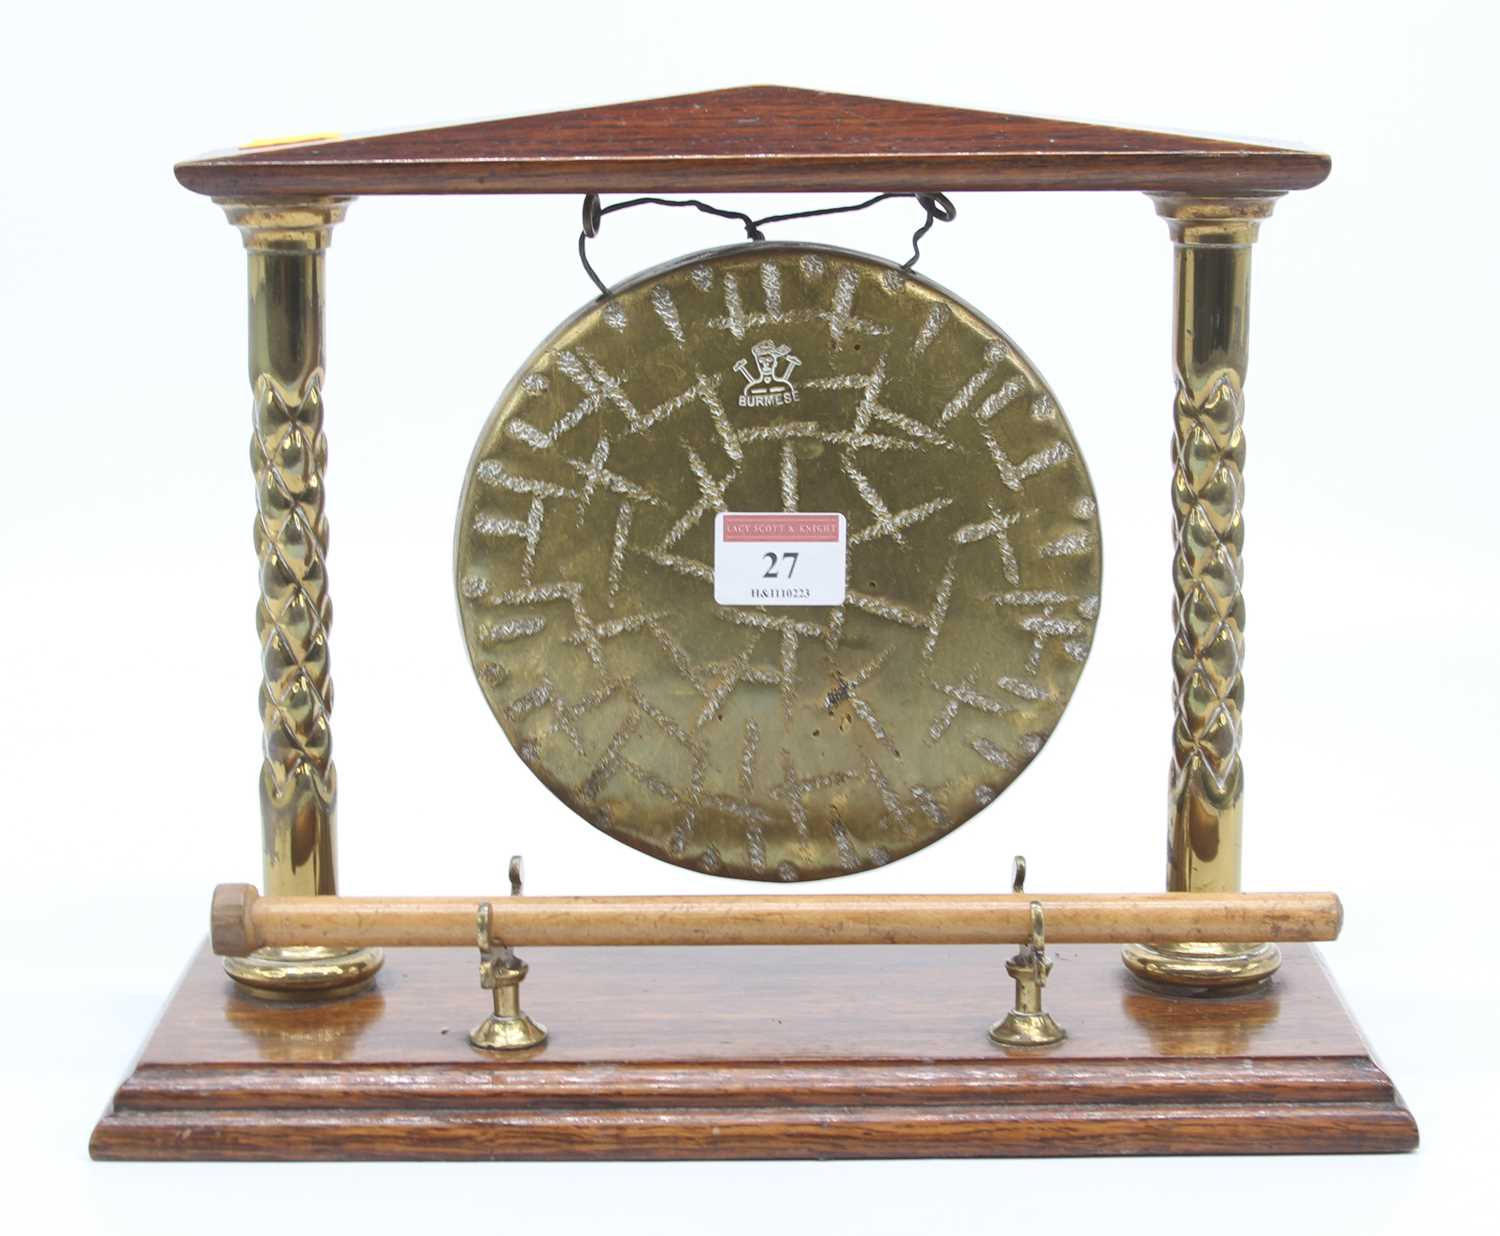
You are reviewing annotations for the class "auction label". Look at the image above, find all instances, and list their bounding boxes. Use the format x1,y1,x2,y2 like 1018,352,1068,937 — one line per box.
714,513,847,607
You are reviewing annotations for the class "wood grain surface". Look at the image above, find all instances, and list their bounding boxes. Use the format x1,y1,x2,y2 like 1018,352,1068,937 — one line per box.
214,886,1344,953
174,86,1332,198
91,942,1415,1160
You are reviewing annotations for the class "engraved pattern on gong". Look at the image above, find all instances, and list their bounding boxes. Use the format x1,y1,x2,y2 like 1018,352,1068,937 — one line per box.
456,244,1101,881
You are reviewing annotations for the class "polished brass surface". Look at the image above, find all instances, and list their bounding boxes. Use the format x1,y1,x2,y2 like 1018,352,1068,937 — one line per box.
456,242,1102,881
470,862,547,1051
1124,194,1281,994
990,898,1065,1047
222,944,382,1001
1120,938,1281,995
217,199,382,999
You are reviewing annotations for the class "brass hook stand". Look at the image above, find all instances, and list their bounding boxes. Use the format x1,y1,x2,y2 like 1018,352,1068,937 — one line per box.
469,857,547,1052
989,857,1066,1048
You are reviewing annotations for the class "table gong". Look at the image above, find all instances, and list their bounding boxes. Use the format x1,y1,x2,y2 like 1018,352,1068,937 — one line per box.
457,237,1101,882
92,87,1417,1161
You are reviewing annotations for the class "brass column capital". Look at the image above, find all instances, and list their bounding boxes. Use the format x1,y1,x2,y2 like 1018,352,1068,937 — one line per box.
1150,193,1279,245
216,196,381,999
217,198,351,252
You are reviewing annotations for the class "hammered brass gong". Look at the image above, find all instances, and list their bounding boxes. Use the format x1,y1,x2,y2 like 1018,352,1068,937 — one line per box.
456,242,1101,880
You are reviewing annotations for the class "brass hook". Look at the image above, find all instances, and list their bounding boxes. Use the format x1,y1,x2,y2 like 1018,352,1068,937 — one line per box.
475,901,493,953
989,861,1066,1048
468,856,547,1052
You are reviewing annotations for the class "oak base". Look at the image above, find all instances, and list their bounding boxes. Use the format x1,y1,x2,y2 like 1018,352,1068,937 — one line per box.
91,942,1416,1160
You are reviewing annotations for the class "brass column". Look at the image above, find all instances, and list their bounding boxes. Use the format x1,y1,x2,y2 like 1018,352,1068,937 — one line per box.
218,200,383,998
1123,195,1281,994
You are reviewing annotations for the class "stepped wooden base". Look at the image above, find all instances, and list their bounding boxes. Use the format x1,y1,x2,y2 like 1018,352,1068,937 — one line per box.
91,942,1416,1160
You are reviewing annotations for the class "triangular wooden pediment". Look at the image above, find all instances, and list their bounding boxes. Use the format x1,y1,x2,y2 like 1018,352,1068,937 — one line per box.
176,85,1329,198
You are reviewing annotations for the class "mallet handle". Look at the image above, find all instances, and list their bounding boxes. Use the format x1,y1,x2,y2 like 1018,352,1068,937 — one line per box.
212,886,1342,955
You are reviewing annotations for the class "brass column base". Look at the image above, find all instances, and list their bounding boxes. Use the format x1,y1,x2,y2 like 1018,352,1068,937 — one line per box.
224,945,384,1001
1122,941,1280,997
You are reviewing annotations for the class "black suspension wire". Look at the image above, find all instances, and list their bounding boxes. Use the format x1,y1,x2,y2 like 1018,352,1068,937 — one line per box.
577,191,956,297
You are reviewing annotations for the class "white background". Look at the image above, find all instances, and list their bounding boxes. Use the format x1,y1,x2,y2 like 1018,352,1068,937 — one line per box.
2,1,1496,1231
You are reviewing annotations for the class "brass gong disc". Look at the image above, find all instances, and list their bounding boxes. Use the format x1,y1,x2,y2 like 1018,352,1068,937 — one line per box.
456,242,1101,881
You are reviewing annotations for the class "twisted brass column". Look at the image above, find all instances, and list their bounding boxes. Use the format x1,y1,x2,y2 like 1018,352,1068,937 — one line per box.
1123,195,1281,994
218,200,382,999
